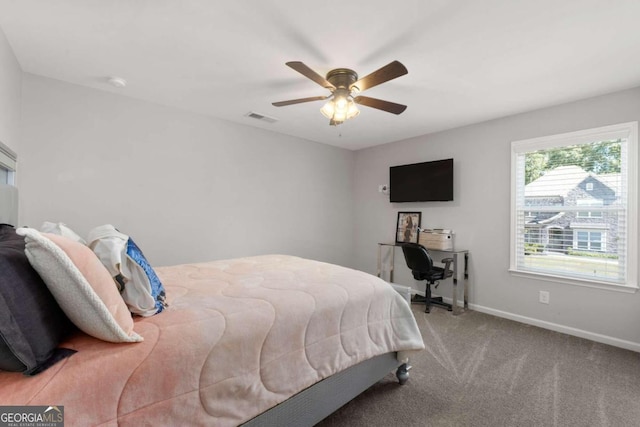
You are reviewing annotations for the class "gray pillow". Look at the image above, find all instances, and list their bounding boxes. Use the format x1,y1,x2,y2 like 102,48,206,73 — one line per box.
0,224,76,375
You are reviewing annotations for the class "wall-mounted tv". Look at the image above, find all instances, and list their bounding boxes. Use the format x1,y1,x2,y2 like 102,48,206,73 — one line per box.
389,158,454,202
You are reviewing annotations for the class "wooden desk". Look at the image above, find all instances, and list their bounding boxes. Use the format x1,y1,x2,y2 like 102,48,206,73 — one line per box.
377,243,469,314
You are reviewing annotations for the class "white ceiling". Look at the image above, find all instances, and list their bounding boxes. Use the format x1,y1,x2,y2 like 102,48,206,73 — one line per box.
1,0,639,151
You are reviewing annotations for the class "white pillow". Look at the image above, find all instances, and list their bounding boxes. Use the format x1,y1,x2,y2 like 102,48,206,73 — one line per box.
88,224,167,317
40,221,87,245
17,227,142,343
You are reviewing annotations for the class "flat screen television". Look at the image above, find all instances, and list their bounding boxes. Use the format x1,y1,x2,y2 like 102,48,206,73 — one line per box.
389,158,454,202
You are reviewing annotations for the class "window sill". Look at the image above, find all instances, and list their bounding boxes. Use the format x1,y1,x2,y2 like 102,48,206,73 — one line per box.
508,269,639,293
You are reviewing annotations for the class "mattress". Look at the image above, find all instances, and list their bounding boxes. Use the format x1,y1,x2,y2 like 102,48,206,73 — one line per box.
0,255,424,426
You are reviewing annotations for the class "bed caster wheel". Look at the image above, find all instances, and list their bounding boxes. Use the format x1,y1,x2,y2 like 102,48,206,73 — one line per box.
396,363,411,385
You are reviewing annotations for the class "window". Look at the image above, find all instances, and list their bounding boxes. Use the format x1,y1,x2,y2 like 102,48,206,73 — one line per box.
0,141,17,226
575,199,603,218
510,122,638,290
574,230,604,252
0,167,8,185
0,141,16,185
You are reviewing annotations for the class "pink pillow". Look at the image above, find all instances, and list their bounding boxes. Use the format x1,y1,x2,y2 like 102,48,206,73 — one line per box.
17,228,142,343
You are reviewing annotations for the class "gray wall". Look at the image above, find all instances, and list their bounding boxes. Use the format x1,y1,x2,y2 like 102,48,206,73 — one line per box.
0,26,21,152
19,74,355,267
353,86,640,349
5,31,640,350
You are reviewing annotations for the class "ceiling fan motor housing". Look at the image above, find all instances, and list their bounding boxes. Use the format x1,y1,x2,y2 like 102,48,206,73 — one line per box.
326,68,358,91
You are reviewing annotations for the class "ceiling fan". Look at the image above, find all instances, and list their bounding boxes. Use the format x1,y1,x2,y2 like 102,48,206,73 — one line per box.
272,60,408,126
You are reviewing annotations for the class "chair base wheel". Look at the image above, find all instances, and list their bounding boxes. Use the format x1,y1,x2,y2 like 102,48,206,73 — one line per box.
412,290,452,313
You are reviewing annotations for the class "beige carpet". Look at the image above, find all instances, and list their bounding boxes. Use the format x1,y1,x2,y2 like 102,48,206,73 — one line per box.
318,306,640,427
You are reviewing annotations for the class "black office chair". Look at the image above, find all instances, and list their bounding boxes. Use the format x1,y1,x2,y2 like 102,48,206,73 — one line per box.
401,243,454,313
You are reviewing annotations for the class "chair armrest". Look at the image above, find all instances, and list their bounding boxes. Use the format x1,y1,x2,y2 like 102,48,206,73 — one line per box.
441,257,454,278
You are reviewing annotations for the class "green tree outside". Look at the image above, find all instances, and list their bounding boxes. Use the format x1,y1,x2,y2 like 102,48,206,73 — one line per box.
525,139,621,184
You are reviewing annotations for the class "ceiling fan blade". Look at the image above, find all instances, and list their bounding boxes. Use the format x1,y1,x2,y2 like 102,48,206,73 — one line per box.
354,96,407,114
286,61,336,90
350,60,408,92
272,95,329,107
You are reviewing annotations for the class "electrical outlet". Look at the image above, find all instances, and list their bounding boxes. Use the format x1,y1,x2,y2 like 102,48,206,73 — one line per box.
539,291,550,304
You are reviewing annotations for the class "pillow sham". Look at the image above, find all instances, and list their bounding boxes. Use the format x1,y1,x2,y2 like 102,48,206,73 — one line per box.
0,224,76,375
17,228,143,343
40,221,87,245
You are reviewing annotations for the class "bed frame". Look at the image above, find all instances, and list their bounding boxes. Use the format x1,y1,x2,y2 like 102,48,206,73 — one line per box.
243,352,410,426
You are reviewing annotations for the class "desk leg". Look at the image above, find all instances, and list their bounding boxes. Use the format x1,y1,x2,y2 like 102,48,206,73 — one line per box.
451,252,468,315
464,253,469,310
376,244,395,283
390,246,395,283
452,253,459,315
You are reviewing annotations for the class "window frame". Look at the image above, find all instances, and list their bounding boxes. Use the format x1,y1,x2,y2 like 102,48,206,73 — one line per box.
0,140,18,227
510,122,638,292
0,140,16,185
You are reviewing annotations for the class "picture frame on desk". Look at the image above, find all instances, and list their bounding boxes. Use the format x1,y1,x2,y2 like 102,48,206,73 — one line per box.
395,212,421,244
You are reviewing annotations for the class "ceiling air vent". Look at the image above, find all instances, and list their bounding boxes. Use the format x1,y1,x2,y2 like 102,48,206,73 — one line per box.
245,112,278,124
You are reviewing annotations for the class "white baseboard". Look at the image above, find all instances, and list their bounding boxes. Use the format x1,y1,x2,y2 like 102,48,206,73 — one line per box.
470,303,640,353
412,289,640,353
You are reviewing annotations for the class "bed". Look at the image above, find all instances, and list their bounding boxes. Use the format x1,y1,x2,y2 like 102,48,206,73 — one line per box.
0,226,424,426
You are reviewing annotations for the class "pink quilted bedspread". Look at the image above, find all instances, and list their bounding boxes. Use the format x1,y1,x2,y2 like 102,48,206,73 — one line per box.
0,255,424,426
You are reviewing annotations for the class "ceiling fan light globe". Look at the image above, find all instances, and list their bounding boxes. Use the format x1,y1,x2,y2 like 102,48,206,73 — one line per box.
321,97,359,123
346,101,360,119
333,110,348,122
320,101,335,119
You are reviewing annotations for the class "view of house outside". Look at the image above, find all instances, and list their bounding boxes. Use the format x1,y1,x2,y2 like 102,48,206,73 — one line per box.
519,139,625,282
